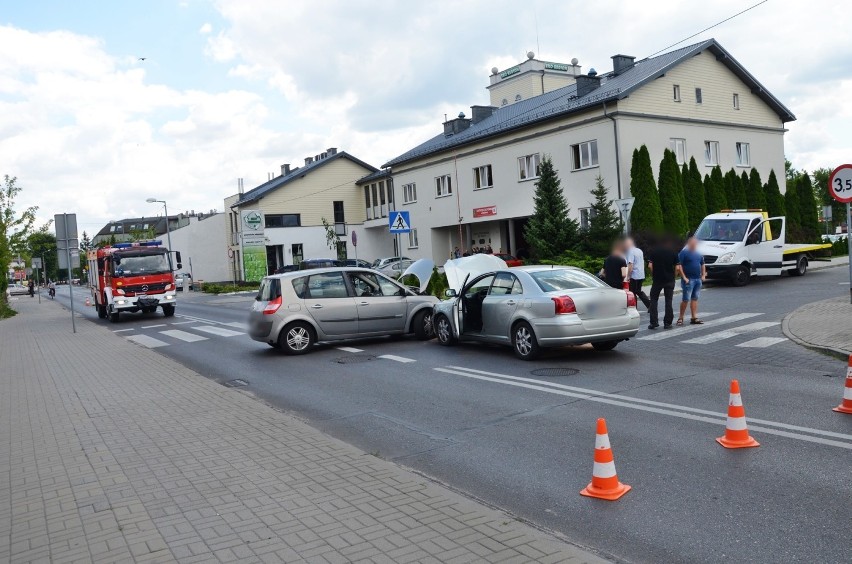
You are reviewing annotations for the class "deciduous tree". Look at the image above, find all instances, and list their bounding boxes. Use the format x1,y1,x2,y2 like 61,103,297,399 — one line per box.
0,175,38,312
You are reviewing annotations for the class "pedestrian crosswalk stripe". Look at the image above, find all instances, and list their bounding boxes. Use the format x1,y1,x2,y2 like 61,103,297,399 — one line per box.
126,334,169,348
192,325,244,337
159,329,208,343
637,312,720,331
637,313,762,341
378,354,416,363
681,321,779,344
223,322,248,329
736,337,787,348
337,346,364,353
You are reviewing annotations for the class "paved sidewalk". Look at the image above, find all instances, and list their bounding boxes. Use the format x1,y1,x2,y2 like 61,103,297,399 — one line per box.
783,295,852,357
0,297,606,564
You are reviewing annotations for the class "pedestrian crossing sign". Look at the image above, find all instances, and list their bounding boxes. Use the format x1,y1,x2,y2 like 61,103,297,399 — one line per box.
388,211,411,233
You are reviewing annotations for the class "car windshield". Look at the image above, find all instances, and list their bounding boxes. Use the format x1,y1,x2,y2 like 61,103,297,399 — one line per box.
694,219,750,242
530,269,607,291
112,251,170,277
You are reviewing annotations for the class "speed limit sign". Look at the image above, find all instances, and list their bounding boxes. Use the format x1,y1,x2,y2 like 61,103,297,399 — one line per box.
829,164,852,204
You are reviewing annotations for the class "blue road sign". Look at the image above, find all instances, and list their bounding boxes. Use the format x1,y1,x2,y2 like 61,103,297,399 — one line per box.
388,211,411,233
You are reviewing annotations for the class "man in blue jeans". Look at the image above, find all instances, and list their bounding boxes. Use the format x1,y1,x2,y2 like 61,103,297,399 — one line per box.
676,236,706,326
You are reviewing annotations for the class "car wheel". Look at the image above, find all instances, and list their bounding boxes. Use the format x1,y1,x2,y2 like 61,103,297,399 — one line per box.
592,340,619,351
435,314,455,346
512,321,540,360
108,305,120,323
413,309,435,340
162,304,175,317
279,321,315,355
732,264,750,287
789,256,807,276
97,304,107,319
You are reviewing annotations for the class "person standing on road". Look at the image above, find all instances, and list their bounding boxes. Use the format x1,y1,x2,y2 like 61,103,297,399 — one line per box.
647,236,680,329
601,240,628,289
677,236,706,326
27,278,34,298
625,238,651,310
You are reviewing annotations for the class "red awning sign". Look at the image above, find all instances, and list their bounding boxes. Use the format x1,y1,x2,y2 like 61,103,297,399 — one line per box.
473,205,497,218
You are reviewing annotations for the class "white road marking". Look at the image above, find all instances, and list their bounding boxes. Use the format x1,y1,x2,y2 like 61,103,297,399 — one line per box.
170,321,195,325
337,346,364,353
112,328,134,333
191,325,244,337
637,312,720,331
126,334,169,348
223,322,248,329
637,313,762,341
378,354,416,363
736,337,787,348
159,330,208,343
141,324,167,329
681,321,780,344
436,365,852,449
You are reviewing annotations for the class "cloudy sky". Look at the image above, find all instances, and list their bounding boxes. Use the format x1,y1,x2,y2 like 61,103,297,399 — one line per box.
1,0,850,236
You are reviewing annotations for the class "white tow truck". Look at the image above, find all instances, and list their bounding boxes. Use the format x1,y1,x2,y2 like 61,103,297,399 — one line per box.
694,210,832,286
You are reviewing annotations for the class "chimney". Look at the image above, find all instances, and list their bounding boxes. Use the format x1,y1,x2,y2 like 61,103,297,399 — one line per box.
575,71,601,97
327,147,337,155
443,111,472,136
470,105,497,124
305,156,313,165
611,54,636,76
281,163,290,176
237,178,244,194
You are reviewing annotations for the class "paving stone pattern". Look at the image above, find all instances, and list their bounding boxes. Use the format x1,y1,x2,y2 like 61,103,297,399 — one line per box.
0,298,605,564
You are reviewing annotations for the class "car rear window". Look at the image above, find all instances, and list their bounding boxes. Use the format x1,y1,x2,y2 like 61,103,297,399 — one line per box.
257,278,281,301
529,269,607,291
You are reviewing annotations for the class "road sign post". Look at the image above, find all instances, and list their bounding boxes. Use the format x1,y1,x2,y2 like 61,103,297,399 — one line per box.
614,198,635,235
388,211,412,274
828,165,852,303
55,213,78,333
31,258,42,303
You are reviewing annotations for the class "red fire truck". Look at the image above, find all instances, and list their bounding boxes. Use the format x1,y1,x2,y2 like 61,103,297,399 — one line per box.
87,241,180,322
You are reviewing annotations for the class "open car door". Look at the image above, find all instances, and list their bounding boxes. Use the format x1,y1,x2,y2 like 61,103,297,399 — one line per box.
747,217,785,277
451,274,470,339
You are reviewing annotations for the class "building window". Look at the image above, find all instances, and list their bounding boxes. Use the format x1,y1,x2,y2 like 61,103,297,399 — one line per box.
364,186,373,219
435,175,452,197
265,214,301,228
733,93,740,110
735,142,751,167
515,94,522,101
402,183,417,204
571,140,599,171
695,88,703,104
336,241,347,261
408,228,419,249
673,84,681,102
670,138,687,165
473,165,493,189
704,141,720,166
333,201,346,235
579,207,597,231
378,180,387,217
518,153,541,180
291,243,303,264
386,179,394,211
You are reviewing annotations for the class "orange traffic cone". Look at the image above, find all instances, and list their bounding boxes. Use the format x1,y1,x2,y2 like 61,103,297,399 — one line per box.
832,355,852,414
85,297,91,307
580,418,631,500
716,380,759,448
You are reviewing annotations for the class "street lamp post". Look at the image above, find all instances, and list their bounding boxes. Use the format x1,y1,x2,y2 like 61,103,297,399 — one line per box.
146,198,173,269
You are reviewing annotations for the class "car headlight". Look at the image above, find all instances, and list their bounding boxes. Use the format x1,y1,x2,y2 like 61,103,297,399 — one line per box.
116,299,127,305
717,252,736,264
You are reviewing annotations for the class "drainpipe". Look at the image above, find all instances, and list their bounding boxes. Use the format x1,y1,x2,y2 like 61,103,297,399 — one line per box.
540,70,545,96
603,102,622,199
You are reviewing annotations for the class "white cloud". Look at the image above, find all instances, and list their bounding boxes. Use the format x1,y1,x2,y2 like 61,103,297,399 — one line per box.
199,22,212,34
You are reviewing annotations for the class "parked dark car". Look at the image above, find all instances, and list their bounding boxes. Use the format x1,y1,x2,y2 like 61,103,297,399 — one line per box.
274,265,300,274
344,259,373,268
299,259,344,270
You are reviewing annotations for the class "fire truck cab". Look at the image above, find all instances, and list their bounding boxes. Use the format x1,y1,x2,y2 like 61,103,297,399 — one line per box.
87,241,180,322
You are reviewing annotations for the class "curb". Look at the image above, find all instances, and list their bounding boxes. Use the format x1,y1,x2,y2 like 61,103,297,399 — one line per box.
781,309,850,361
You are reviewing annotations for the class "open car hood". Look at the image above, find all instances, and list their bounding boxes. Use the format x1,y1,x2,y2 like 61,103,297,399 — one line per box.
400,258,435,293
443,254,507,292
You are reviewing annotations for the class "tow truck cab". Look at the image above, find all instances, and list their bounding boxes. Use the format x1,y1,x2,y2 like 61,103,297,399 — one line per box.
695,210,831,286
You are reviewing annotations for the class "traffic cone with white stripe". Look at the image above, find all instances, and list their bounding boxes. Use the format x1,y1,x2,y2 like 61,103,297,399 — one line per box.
716,380,760,448
85,297,91,307
832,355,852,414
580,418,631,500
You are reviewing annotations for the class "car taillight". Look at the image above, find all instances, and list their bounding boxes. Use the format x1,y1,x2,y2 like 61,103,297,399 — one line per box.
626,291,637,308
552,295,576,315
262,295,282,315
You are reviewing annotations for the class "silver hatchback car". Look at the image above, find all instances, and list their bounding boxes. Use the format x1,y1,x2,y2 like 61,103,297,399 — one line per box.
432,265,640,360
249,267,439,354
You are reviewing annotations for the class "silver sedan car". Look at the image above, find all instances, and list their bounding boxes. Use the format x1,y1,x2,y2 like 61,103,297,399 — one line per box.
432,265,640,360
249,267,438,354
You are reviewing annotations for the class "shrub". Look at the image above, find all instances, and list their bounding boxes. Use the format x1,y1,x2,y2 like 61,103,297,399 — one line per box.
533,250,603,275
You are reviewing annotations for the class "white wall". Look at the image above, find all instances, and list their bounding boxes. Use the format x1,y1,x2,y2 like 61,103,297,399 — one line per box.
167,214,229,282
264,224,397,265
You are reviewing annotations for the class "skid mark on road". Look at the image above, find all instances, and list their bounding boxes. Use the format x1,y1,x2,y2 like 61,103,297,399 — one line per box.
435,365,852,450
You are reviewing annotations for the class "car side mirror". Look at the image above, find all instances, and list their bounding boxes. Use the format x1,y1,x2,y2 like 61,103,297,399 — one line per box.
445,289,457,298
175,251,182,263
176,263,183,270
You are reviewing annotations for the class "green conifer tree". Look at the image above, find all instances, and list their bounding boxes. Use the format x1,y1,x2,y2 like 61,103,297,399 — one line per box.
705,166,727,213
684,157,707,230
628,145,663,233
797,172,819,241
785,180,801,232
523,157,578,259
725,169,747,209
764,170,785,218
746,169,767,211
657,149,688,235
582,176,622,257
